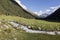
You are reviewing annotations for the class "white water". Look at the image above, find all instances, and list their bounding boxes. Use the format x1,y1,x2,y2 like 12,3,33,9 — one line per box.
9,21,60,35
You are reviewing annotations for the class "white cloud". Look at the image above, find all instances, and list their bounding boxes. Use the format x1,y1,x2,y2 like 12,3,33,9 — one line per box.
34,9,51,16
14,0,60,18
50,5,60,12
50,5,60,9
34,5,60,18
34,10,44,16
46,9,50,12
14,0,27,9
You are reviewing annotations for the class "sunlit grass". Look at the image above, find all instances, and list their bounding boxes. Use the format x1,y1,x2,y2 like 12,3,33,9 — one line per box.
0,15,60,31
0,15,60,40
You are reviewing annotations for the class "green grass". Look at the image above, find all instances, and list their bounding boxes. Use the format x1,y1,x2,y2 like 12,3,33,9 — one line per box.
0,0,60,40
0,20,60,40
0,15,60,31
0,30,60,40
0,0,60,31
0,0,36,19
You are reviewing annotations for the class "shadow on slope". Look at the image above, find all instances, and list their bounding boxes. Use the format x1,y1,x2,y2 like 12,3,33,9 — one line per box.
0,0,37,19
40,8,60,22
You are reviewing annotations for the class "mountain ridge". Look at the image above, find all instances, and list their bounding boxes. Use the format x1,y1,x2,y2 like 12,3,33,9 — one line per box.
0,0,37,19
40,8,60,22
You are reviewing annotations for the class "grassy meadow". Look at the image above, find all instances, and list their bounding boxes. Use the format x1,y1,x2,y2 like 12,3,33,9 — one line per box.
0,17,60,40
0,15,60,31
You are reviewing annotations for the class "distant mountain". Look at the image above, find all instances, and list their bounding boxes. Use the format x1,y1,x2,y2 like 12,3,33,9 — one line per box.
42,8,60,21
0,0,37,19
39,13,49,18
39,7,59,18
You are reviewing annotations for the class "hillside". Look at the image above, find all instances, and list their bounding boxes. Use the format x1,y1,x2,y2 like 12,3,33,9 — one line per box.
0,15,60,40
0,0,60,40
0,21,60,40
42,8,60,22
0,0,36,19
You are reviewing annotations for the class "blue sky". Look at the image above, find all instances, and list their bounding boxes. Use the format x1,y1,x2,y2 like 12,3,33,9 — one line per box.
20,0,60,12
